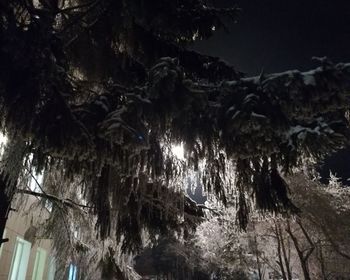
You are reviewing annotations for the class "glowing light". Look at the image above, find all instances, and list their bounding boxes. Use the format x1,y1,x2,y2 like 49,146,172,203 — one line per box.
0,133,7,158
0,133,7,146
171,144,184,160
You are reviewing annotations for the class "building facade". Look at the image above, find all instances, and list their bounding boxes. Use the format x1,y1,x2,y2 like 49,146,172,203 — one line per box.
0,194,56,280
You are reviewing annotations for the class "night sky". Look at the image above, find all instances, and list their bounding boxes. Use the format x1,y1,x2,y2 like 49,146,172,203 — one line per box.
195,0,350,183
195,0,350,75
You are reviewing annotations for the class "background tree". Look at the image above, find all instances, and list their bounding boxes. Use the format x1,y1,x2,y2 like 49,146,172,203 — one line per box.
134,236,212,280
288,174,350,279
194,206,255,279
195,173,350,280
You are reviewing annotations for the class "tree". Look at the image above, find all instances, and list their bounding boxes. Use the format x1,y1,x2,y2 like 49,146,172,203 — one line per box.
256,174,350,280
134,236,212,280
194,205,257,279
287,174,350,279
194,173,350,280
0,0,237,251
1,0,350,278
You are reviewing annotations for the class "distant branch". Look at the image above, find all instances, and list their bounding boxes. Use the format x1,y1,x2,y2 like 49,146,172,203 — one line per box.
16,188,91,211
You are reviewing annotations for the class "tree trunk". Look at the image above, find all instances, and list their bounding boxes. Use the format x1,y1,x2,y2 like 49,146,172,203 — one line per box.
275,221,287,280
278,223,293,280
286,220,313,280
254,235,263,280
317,244,328,280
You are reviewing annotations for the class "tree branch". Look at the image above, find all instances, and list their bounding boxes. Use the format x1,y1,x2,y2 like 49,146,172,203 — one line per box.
16,188,91,211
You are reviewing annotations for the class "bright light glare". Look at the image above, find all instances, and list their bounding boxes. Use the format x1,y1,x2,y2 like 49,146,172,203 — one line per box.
171,144,184,160
29,172,44,193
0,133,7,157
0,133,7,146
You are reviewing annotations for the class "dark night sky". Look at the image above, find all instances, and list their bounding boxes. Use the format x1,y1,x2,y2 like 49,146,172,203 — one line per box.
194,0,350,183
195,0,350,75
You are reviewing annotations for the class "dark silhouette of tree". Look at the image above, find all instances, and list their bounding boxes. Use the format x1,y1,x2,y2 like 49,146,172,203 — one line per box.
1,1,350,277
134,237,210,280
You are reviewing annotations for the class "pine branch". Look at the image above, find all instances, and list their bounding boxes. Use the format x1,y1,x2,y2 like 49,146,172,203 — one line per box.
59,0,100,13
16,188,91,211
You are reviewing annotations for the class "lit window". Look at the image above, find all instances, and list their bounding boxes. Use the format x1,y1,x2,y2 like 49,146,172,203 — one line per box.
45,200,53,212
9,237,31,280
0,132,7,158
70,223,81,240
68,264,78,280
32,248,47,280
47,256,56,280
29,172,44,193
0,229,6,260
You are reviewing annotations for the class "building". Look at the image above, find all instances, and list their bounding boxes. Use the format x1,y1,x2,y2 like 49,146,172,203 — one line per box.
0,193,56,280
0,166,58,280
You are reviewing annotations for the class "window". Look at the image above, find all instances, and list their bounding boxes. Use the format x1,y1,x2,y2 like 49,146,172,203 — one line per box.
0,132,7,158
29,172,44,193
68,264,78,280
47,256,56,280
45,200,53,212
28,166,53,212
70,223,81,240
32,248,47,280
0,229,6,260
9,237,31,280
